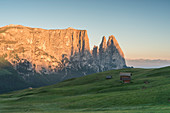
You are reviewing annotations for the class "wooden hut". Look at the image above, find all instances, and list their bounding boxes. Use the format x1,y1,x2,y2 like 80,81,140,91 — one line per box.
120,72,132,83
106,75,112,79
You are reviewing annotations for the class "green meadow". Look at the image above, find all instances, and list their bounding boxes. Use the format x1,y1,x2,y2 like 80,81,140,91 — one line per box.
0,66,170,113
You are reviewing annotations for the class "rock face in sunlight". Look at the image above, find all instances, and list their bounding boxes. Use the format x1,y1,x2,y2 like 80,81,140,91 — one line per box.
98,35,126,71
0,25,126,83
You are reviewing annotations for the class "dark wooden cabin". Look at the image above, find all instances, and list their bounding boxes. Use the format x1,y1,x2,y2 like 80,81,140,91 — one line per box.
106,75,112,79
120,73,132,83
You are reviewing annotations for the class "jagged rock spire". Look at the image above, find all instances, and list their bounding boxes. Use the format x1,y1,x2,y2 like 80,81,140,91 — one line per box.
107,35,124,58
92,45,98,58
99,36,107,50
99,36,107,65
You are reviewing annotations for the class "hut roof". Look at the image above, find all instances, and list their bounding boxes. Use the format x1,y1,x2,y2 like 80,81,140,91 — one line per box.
120,72,132,76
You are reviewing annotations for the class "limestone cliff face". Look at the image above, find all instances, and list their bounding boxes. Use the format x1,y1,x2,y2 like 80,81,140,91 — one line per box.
107,35,124,58
104,35,126,70
0,24,126,82
92,45,98,58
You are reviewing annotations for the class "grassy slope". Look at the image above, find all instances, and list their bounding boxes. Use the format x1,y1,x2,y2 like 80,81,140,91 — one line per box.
0,57,29,94
0,67,170,112
0,57,65,92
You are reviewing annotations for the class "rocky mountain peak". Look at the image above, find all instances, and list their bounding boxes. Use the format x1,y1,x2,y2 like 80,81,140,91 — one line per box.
92,45,99,58
0,25,126,85
107,35,115,46
67,27,75,30
107,35,124,58
100,36,107,49
4,24,26,28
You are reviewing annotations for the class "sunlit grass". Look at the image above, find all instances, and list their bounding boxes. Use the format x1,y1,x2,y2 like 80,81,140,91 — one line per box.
0,66,170,112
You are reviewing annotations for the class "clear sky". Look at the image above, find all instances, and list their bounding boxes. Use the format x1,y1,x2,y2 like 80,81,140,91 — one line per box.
0,0,170,60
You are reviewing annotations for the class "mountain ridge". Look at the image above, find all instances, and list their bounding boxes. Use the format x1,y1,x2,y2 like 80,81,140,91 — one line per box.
0,24,126,87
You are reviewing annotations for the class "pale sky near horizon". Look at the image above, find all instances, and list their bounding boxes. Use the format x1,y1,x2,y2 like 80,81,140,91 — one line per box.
0,0,170,60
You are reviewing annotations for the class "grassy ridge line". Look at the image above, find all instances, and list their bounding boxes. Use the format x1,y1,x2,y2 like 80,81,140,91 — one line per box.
0,66,170,112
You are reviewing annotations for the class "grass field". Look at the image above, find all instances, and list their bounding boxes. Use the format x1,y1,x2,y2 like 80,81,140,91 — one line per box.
0,66,170,113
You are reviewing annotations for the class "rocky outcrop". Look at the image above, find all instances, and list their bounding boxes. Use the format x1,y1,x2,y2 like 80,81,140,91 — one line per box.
0,24,126,83
107,35,124,58
92,45,98,58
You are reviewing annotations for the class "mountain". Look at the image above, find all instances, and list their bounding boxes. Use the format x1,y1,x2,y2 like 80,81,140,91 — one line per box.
0,66,170,112
0,24,126,87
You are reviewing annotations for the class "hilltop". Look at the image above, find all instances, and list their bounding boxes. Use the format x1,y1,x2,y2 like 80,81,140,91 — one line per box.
0,66,170,112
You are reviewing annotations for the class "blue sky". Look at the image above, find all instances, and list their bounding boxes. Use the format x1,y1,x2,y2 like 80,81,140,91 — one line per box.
0,0,170,60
